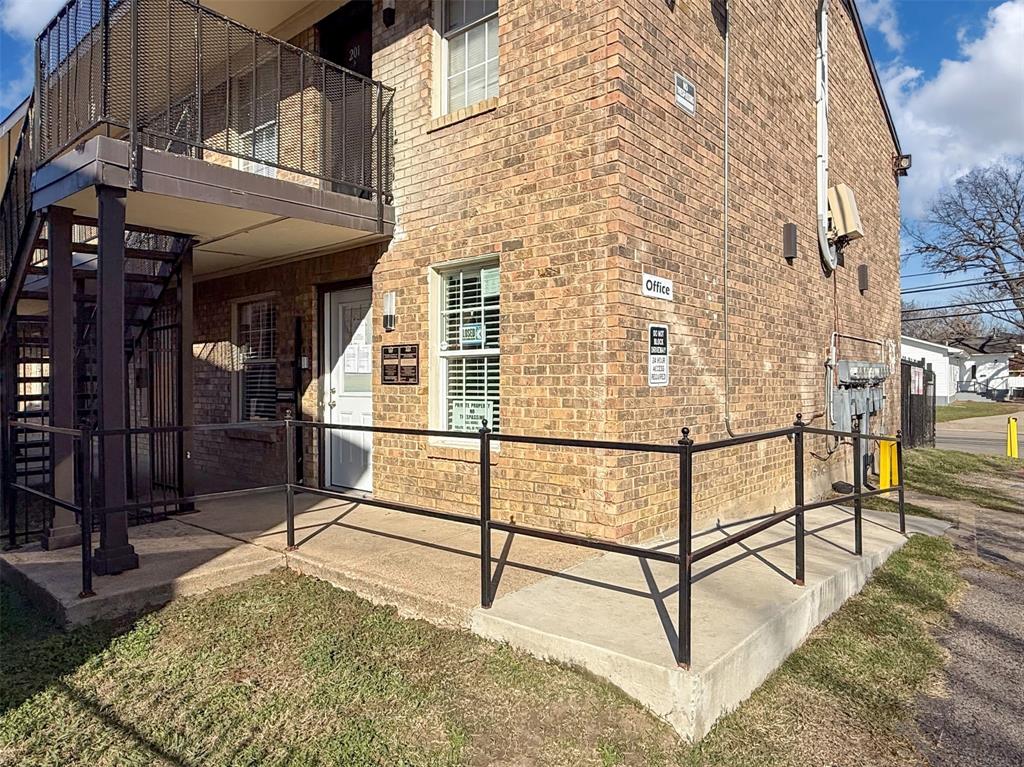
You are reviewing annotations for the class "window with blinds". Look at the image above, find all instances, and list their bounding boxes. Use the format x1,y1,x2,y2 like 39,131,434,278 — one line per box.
439,263,500,432
237,299,278,421
444,0,498,114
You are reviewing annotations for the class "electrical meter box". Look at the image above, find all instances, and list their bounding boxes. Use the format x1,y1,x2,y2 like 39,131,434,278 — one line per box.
833,360,889,431
837,361,889,386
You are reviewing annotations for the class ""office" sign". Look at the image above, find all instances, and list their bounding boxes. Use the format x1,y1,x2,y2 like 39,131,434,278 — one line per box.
642,272,673,301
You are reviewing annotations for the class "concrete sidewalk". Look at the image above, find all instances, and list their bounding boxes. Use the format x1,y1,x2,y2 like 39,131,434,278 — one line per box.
184,490,593,626
473,506,947,739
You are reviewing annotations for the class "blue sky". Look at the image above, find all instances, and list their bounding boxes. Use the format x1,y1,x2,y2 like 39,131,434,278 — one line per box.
2,0,1023,306
857,1,1024,310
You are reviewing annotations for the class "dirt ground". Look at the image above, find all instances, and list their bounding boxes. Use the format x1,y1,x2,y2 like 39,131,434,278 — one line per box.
909,467,1024,767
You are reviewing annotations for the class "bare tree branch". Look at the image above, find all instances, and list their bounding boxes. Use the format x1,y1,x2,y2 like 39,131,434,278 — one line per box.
904,157,1024,331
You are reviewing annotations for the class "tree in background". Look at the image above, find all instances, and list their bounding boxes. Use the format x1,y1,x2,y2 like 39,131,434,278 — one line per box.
901,299,994,342
905,157,1024,333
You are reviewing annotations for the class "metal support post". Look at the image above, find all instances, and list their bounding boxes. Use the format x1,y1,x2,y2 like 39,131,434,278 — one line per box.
43,206,81,549
92,185,138,575
129,0,141,189
677,427,694,668
852,415,863,555
79,428,95,597
376,82,384,233
285,411,296,550
793,413,805,585
177,242,195,512
895,430,906,535
1,323,17,549
479,419,492,608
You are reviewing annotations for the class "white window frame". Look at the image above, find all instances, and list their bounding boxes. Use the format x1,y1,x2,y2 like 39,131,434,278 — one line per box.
434,1,499,117
231,294,278,422
428,255,500,448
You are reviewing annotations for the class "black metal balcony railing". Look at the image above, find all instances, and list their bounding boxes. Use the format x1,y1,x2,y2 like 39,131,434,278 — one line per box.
35,0,394,204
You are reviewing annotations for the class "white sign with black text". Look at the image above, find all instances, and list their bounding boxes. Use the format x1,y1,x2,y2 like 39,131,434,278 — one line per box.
642,272,674,301
674,72,696,115
649,324,669,387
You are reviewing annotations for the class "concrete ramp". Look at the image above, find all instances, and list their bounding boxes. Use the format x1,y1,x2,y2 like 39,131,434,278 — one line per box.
472,507,949,741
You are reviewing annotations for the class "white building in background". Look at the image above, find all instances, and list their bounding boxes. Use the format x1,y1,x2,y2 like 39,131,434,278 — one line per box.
900,336,967,404
901,335,1024,404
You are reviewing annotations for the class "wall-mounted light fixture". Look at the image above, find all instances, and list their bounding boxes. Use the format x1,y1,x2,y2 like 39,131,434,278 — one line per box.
383,0,396,28
857,264,869,294
893,153,912,177
383,290,397,331
783,222,797,261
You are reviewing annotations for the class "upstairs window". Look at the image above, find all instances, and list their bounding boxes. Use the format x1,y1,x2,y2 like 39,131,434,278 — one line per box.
443,0,498,113
236,299,278,421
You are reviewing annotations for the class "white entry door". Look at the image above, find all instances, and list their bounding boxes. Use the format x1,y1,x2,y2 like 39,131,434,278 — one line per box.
324,286,373,491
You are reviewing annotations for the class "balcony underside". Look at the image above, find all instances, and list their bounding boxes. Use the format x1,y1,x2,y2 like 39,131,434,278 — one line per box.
31,136,394,279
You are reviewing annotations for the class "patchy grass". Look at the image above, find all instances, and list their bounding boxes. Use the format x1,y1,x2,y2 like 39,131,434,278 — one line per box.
1,534,963,767
903,448,1023,514
686,535,963,767
0,573,678,767
935,401,1020,422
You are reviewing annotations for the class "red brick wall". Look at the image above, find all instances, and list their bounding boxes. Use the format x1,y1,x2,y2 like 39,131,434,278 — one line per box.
192,245,382,492
191,0,901,541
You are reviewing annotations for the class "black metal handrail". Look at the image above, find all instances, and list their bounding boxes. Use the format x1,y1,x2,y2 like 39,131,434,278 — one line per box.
0,96,37,320
4,413,906,669
35,0,394,204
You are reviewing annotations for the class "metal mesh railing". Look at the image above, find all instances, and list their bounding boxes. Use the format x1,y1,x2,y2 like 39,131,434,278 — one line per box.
35,0,394,202
0,96,35,299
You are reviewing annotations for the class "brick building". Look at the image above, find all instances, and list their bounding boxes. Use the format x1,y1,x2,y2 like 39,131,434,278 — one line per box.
1,0,904,567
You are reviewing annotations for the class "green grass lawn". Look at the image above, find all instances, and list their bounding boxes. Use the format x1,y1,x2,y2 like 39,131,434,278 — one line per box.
903,448,1023,514
1,534,963,767
935,400,1021,422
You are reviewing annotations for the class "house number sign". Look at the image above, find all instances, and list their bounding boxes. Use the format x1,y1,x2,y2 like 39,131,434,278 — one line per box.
382,344,419,385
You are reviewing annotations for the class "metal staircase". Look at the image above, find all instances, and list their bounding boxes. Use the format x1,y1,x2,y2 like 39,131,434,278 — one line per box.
1,94,190,544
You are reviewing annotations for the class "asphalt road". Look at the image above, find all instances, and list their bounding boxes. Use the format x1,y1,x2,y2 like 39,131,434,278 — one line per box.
935,410,1023,456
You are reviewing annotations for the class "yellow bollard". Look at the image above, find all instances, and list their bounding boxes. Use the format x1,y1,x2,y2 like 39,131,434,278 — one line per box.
1008,417,1020,460
879,440,892,489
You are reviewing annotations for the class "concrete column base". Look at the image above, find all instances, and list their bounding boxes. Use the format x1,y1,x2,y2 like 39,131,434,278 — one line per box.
40,525,82,551
92,545,139,575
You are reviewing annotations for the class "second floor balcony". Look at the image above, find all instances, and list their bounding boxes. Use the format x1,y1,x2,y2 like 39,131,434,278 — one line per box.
18,0,395,279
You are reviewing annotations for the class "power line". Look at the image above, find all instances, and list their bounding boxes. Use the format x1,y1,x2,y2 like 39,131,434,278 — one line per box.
900,264,995,280
902,297,1018,313
900,273,1024,295
903,307,1023,322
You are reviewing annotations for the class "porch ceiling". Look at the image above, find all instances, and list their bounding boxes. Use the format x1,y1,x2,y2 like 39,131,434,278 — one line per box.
31,136,393,279
202,1,343,40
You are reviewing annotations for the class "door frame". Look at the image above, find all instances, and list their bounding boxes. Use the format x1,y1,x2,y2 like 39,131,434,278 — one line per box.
316,277,372,490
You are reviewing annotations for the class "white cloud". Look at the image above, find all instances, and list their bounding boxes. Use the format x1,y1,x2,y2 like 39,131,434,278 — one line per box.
0,52,32,112
859,0,905,52
883,0,1024,218
1,0,65,111
0,0,65,40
